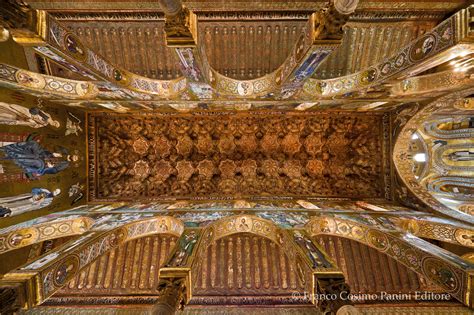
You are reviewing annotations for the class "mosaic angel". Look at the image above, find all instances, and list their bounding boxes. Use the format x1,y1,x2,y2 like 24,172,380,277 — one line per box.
68,182,84,205
0,187,61,217
65,112,83,136
0,102,60,129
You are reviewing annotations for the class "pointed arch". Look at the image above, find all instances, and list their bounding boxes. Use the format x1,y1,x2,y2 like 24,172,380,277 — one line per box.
0,215,184,309
306,216,474,307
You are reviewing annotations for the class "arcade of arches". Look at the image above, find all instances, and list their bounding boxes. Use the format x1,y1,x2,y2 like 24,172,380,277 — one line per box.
0,0,473,314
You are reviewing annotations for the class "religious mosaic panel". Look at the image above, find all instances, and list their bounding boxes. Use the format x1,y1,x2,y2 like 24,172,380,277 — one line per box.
88,111,390,201
0,88,87,225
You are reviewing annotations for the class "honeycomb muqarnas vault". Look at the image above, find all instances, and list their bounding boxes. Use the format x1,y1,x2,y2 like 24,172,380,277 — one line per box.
0,0,473,314
88,111,389,201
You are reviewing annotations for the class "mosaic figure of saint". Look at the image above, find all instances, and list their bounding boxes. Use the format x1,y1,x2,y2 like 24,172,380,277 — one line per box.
293,231,332,268
0,140,78,178
0,187,61,217
0,102,60,129
168,231,198,266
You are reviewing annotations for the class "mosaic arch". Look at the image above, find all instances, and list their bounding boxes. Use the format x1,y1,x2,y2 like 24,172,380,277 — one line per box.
0,215,185,308
0,216,94,255
190,214,345,307
306,216,474,307
207,214,281,244
393,88,474,224
391,217,474,248
3,1,474,105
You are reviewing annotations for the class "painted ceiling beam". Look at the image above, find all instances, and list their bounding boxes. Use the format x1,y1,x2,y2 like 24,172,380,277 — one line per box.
25,0,465,13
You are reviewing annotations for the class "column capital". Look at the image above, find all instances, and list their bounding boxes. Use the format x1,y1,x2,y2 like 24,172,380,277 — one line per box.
152,278,186,315
164,6,197,47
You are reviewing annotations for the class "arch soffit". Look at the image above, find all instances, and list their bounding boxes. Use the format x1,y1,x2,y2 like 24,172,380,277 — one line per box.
121,216,185,241
0,215,185,256
390,217,474,249
208,214,281,245
0,216,95,255
306,215,474,251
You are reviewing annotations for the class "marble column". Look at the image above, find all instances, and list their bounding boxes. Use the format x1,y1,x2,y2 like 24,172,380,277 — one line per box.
157,0,183,16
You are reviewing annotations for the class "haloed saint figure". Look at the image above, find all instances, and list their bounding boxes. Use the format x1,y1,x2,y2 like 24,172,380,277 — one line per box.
0,102,60,129
0,140,79,179
0,187,61,217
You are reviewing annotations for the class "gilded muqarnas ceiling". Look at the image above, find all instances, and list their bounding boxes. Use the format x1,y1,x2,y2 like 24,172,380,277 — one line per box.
88,111,390,201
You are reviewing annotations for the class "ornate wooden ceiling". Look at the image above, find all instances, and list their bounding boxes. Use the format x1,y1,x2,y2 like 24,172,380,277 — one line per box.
26,0,466,12
56,19,436,82
314,21,436,79
87,111,391,202
63,21,181,80
2,0,473,107
21,0,458,85
41,1,444,82
57,235,177,296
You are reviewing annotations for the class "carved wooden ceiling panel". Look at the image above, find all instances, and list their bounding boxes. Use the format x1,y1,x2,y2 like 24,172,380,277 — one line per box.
314,235,432,294
87,111,390,201
192,234,305,297
54,13,438,81
314,21,437,80
21,5,453,86
199,21,305,80
50,234,438,305
59,19,306,81
63,21,181,80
